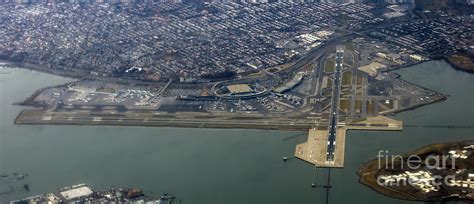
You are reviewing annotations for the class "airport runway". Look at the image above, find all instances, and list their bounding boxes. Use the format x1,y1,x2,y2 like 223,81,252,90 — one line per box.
326,46,344,162
15,109,330,131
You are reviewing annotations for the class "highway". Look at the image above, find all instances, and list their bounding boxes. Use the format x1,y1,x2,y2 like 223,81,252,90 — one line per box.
326,46,344,162
281,34,356,77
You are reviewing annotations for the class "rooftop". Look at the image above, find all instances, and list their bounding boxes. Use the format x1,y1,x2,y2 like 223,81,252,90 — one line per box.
358,62,386,76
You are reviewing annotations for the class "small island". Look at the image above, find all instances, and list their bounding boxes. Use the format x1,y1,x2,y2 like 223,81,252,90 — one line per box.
358,141,474,202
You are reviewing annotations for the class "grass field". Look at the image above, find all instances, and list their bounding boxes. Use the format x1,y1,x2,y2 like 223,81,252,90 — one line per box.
340,99,350,112
96,87,115,93
324,59,335,73
355,99,362,114
356,75,363,86
344,41,354,51
367,100,373,114
342,71,352,86
326,78,333,88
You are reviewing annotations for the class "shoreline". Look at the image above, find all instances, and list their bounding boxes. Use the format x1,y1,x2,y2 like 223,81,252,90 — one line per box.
357,141,474,202
0,60,169,87
392,95,447,114
7,57,450,130
443,55,474,74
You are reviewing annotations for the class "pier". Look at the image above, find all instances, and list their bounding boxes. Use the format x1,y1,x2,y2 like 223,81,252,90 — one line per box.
294,116,402,168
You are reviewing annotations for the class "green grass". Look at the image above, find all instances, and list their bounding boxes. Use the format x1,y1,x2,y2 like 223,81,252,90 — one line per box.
344,41,354,51
326,78,333,88
340,99,350,112
367,100,374,114
356,75,363,86
355,99,362,113
342,71,352,86
324,59,335,73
